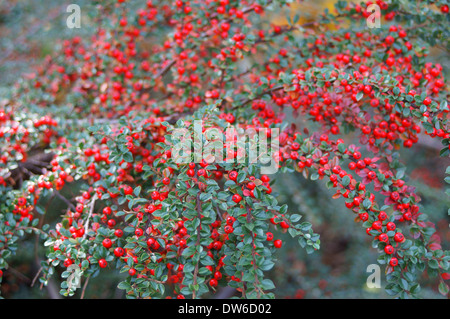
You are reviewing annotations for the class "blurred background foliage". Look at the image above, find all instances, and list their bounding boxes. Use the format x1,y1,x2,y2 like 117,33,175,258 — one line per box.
0,0,448,298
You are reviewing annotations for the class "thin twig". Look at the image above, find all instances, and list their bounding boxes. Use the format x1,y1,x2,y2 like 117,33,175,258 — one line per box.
8,266,31,283
31,266,43,287
54,190,77,212
192,193,203,299
83,194,97,239
153,60,176,80
232,85,284,110
80,275,90,299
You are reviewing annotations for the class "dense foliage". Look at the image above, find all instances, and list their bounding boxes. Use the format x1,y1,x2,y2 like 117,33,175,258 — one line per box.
0,0,449,299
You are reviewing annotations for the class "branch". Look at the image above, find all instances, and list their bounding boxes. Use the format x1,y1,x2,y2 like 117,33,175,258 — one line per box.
153,60,176,80
83,194,97,239
232,85,284,110
247,206,262,298
31,266,43,287
192,193,203,299
80,275,90,299
54,190,77,212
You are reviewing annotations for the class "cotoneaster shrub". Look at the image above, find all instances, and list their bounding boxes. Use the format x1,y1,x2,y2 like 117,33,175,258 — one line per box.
0,0,449,299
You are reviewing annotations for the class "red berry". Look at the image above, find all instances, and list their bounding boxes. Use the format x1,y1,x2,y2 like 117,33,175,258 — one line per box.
386,222,396,231
423,97,432,106
135,228,144,237
384,245,394,255
64,258,73,268
378,211,387,221
389,257,398,267
17,197,27,206
224,225,234,234
359,212,369,221
372,220,382,230
99,259,108,268
378,233,389,243
280,221,290,229
114,247,124,257
232,194,242,203
102,238,112,249
229,171,238,181
214,271,222,280
209,278,218,287
274,239,282,248
394,232,405,243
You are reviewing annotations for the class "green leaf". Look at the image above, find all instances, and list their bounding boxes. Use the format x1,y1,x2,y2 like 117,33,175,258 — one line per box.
438,282,449,296
342,175,350,187
123,152,134,162
117,281,131,290
428,259,439,269
261,279,275,290
290,214,302,223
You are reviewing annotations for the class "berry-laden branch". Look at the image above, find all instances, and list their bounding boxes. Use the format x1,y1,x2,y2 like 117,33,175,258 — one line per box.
0,0,449,299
